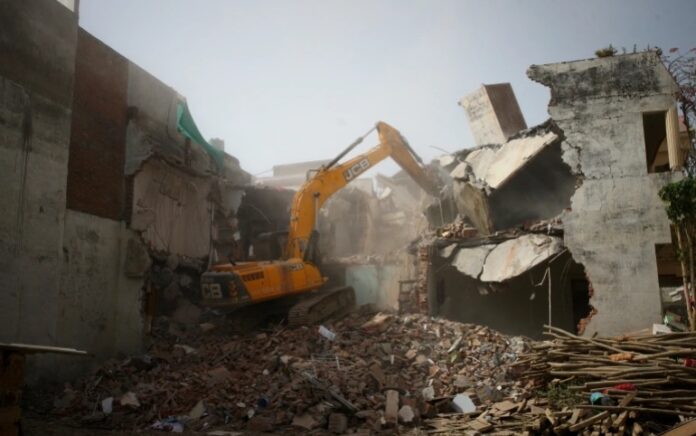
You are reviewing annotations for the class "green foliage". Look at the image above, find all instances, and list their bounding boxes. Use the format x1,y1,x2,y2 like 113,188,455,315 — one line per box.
660,47,696,175
595,44,617,58
537,383,581,409
659,178,696,224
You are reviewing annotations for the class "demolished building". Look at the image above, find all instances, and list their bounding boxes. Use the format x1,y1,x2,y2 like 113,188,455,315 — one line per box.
420,52,688,338
0,0,250,380
0,0,691,389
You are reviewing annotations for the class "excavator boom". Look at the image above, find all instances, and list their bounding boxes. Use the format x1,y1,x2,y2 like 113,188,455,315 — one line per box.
285,121,438,260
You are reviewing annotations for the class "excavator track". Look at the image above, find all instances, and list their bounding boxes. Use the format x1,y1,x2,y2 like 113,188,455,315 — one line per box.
287,286,356,327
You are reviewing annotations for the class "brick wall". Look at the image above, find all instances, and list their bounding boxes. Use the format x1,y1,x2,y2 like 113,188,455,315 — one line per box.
66,28,128,220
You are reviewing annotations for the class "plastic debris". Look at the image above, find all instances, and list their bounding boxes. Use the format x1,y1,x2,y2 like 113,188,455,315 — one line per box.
151,417,184,433
101,397,113,414
318,325,336,341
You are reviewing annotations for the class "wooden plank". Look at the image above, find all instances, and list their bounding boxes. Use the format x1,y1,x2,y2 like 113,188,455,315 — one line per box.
0,342,88,355
575,405,696,417
569,392,635,432
660,419,696,436
568,410,609,432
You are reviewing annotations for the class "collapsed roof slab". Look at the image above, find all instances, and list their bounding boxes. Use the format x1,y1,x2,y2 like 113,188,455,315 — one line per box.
451,244,496,278
485,131,558,189
448,234,563,283
451,123,577,234
480,234,564,282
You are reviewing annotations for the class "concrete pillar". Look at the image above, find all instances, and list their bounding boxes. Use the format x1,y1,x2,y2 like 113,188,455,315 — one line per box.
459,83,527,146
666,106,682,170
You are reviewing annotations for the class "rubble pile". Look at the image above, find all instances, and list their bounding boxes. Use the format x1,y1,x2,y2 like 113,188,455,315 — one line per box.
49,311,527,434
42,316,696,435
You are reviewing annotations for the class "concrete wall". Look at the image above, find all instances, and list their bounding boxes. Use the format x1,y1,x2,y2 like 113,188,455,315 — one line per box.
55,210,145,380
0,0,78,375
529,52,681,336
0,0,253,382
0,1,149,381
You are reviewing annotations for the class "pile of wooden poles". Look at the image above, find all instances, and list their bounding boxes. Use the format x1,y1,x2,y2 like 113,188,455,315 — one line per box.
505,325,696,433
422,325,696,434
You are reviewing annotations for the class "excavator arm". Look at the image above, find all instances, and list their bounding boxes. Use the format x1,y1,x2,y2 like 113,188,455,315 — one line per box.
286,121,438,260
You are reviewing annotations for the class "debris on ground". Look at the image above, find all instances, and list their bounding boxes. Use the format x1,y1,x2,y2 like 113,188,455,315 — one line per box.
33,314,696,434
40,311,524,434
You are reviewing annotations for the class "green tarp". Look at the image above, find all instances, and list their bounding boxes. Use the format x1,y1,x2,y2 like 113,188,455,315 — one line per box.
176,101,224,168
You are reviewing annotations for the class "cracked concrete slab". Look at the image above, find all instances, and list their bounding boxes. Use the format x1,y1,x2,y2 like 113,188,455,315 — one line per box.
480,234,564,283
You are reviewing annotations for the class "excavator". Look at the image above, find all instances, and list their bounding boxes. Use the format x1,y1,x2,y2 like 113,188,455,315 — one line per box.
200,122,438,326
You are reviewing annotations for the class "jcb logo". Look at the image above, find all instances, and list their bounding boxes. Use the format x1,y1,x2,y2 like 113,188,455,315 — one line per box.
201,283,223,299
288,263,304,271
343,159,371,181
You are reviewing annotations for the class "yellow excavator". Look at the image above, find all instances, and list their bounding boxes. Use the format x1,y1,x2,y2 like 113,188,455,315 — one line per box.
200,122,438,325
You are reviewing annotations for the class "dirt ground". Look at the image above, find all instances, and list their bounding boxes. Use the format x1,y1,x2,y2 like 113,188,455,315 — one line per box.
22,417,254,435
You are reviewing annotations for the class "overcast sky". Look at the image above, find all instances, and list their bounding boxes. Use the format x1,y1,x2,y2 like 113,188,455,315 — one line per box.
80,0,696,176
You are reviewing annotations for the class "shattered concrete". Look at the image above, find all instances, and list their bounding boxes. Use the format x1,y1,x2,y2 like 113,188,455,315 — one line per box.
449,121,577,234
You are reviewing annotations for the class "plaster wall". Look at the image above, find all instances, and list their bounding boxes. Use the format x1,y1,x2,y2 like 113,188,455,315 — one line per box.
529,53,681,335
